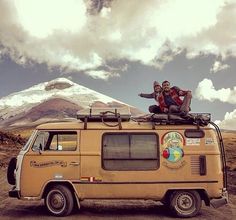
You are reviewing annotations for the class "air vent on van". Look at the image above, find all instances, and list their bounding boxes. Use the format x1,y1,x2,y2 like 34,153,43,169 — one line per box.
191,156,207,175
191,156,200,175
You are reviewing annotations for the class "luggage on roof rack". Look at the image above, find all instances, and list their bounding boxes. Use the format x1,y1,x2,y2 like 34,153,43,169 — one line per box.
132,113,211,126
77,107,131,122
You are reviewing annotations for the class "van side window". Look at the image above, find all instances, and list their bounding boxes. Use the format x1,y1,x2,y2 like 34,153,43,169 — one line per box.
32,131,49,152
102,133,159,171
184,129,205,138
47,132,77,151
32,131,77,151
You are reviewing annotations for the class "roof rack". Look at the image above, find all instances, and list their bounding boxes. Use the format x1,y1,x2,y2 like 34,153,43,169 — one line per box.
77,107,211,129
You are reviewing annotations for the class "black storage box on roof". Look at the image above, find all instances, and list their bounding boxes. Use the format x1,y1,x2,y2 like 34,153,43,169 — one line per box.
77,107,131,122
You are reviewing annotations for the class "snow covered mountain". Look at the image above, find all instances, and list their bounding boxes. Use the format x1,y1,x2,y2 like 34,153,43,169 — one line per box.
0,78,142,129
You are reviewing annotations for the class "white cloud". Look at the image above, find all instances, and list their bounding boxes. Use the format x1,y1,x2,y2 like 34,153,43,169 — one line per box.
0,0,236,79
210,61,230,73
215,109,236,130
105,63,128,72
85,70,120,80
14,0,87,38
195,78,236,103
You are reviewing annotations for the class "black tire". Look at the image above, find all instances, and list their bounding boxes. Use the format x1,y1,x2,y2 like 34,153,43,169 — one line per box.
161,191,172,208
45,185,74,216
7,157,17,185
169,190,202,218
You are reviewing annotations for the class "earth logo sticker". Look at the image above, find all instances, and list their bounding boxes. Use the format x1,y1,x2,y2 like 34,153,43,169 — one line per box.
162,131,184,163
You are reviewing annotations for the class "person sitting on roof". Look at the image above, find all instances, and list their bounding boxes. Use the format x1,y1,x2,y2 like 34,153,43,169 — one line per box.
158,80,192,116
138,81,162,114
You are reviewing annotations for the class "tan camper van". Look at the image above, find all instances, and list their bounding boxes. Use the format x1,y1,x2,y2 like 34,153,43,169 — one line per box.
7,108,228,217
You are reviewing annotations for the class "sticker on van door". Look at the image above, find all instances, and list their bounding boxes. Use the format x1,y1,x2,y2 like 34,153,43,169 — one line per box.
30,160,67,168
161,132,185,168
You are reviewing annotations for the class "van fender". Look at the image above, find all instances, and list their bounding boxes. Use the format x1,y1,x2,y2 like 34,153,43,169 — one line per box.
41,180,80,208
162,188,210,206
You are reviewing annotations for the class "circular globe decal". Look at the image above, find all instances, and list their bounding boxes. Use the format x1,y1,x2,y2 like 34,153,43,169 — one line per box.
162,146,184,162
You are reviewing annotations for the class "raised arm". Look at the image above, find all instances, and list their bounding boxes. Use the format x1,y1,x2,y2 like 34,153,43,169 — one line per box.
138,92,155,99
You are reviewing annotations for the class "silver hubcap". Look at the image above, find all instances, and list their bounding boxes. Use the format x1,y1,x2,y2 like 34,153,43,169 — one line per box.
175,193,195,214
177,194,193,210
48,191,65,213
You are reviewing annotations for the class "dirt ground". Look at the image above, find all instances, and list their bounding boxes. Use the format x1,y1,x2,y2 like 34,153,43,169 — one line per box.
0,131,236,219
0,167,236,220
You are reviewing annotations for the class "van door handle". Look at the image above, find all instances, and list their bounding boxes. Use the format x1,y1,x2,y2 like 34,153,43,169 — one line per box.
69,162,80,166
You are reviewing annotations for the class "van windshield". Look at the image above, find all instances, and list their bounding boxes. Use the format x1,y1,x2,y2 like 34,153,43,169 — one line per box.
21,130,37,151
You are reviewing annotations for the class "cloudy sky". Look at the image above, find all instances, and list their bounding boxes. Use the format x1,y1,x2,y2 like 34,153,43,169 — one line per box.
0,0,236,129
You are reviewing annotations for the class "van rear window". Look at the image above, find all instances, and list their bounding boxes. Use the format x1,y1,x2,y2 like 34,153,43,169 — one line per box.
102,133,159,171
184,129,205,138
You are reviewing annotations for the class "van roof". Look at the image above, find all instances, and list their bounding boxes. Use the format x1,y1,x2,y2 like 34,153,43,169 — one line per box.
36,111,212,130
36,120,212,130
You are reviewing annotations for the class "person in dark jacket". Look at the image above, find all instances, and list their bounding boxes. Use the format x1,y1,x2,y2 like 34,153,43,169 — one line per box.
139,81,162,113
158,80,192,116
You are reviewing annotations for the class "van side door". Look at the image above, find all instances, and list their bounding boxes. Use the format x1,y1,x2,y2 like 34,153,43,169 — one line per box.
20,130,80,197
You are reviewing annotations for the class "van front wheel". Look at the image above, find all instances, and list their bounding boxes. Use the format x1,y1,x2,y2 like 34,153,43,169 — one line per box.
169,190,201,218
45,185,74,216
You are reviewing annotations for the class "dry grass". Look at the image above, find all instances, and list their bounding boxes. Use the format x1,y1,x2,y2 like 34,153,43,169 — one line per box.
222,131,236,171
11,128,34,139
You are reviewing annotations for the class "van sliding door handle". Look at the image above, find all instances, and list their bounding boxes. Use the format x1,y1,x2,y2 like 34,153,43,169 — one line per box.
69,162,80,166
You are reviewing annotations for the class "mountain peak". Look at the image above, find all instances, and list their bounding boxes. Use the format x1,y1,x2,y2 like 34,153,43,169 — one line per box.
45,78,74,91
0,77,143,128
48,77,74,84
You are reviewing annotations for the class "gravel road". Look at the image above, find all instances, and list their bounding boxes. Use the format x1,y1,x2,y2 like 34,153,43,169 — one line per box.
1,169,236,220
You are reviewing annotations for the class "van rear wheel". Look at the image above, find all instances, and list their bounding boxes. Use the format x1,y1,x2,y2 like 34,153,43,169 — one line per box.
45,185,74,216
169,190,201,218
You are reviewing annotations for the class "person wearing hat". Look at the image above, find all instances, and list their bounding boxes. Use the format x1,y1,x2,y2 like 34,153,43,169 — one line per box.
138,81,162,114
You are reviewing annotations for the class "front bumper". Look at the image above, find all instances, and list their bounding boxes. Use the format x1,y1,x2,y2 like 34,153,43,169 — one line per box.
9,187,20,199
210,189,228,208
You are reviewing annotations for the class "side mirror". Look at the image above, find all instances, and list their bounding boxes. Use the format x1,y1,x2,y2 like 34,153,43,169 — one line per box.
33,144,42,154
39,143,42,154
